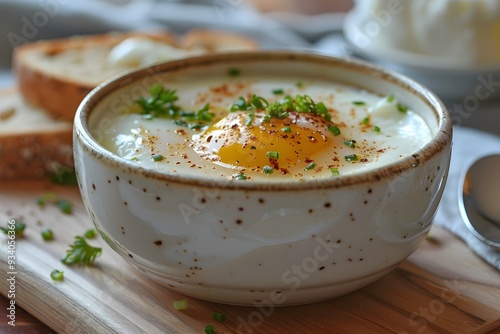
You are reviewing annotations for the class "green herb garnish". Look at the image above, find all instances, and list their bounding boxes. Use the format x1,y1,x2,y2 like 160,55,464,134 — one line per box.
362,117,370,125
374,126,381,133
151,154,165,162
130,157,140,162
136,85,214,129
84,229,97,239
234,172,247,180
328,125,341,136
228,68,240,77
50,270,64,281
41,228,53,241
49,165,78,186
58,200,73,215
266,151,280,159
281,126,291,133
204,325,216,334
353,101,366,106
345,154,359,162
37,192,72,214
173,299,189,310
0,220,26,237
387,94,395,102
212,312,225,322
305,162,316,171
331,167,340,176
397,103,408,113
61,236,102,266
262,166,274,175
343,139,356,149
296,80,304,88
272,88,284,95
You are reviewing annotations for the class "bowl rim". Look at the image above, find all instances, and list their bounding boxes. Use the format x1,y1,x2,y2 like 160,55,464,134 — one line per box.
74,50,452,191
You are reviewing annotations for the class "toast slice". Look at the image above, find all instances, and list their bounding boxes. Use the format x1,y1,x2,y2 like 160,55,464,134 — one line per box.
0,87,73,179
14,30,257,122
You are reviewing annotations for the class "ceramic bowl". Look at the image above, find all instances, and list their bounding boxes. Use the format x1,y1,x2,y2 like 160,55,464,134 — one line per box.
343,9,500,102
73,51,452,306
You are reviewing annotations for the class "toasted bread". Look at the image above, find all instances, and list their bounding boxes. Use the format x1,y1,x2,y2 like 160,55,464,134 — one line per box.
14,30,258,122
0,87,73,179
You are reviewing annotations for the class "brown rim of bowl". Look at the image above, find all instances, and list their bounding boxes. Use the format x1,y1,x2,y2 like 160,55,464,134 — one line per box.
74,51,452,191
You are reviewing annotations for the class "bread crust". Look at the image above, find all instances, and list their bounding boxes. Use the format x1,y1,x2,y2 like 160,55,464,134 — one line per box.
14,32,178,122
0,88,73,179
181,29,258,51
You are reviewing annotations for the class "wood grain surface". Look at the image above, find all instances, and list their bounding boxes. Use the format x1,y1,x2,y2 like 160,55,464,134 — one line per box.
0,179,499,334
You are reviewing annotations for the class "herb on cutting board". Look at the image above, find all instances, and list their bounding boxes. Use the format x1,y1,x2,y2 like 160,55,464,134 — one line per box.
61,236,102,266
0,219,26,237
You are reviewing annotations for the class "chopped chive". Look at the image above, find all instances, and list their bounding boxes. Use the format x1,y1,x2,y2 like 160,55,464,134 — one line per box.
353,101,366,106
327,125,341,136
263,115,271,123
316,102,328,115
228,68,240,77
362,117,370,125
345,154,358,162
234,172,247,180
295,80,304,88
0,220,26,237
50,270,64,281
272,88,284,95
41,228,53,241
387,94,395,102
245,112,255,127
173,299,189,310
343,139,356,149
266,151,280,159
397,103,408,113
305,162,316,171
331,167,340,176
37,192,59,208
281,126,291,133
204,325,216,334
212,312,225,322
130,157,140,162
151,154,165,162
374,126,381,133
263,166,274,175
84,229,97,239
58,200,73,214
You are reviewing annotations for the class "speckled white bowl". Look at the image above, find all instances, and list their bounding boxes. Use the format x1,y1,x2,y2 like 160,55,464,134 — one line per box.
73,52,452,306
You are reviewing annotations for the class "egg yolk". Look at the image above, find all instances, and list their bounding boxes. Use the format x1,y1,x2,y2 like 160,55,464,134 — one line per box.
193,111,340,173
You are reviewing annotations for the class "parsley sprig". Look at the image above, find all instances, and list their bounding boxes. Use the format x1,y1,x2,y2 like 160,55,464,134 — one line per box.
135,85,215,130
62,236,102,266
229,94,337,129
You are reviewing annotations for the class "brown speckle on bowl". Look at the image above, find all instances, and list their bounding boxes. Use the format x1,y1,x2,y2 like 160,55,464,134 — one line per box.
121,226,125,235
92,183,96,191
107,179,111,184
319,266,325,271
156,196,161,201
236,219,243,225
116,176,120,181
368,189,372,194
124,201,128,206
348,258,353,262
308,209,313,213
258,198,265,204
128,254,133,258
238,207,244,211
324,202,331,208
154,240,163,246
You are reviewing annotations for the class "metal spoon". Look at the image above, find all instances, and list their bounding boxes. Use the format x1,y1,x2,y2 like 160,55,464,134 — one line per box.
459,154,500,250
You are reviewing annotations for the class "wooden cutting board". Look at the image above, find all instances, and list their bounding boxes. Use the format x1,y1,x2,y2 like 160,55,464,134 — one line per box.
0,178,500,334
